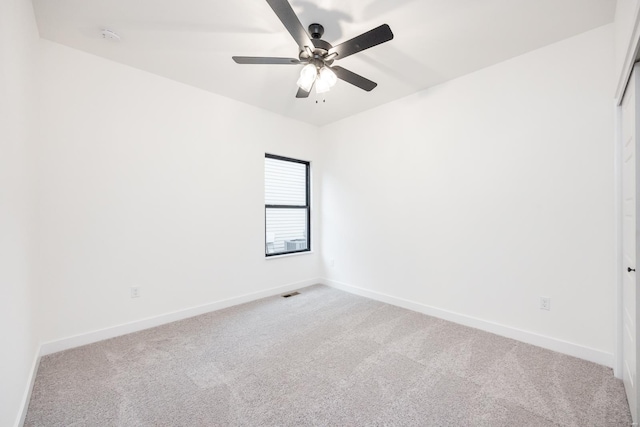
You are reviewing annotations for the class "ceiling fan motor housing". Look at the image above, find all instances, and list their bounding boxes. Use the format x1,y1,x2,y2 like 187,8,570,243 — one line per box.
298,24,334,65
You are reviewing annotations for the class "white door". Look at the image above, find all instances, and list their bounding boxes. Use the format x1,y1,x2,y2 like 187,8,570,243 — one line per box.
622,63,640,423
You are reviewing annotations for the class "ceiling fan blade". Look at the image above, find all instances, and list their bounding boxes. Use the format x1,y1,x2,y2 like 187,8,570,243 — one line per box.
296,83,313,98
329,24,394,60
331,66,377,91
233,56,301,64
266,0,314,49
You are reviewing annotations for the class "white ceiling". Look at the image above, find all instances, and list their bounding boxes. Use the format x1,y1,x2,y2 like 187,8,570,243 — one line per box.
33,0,615,126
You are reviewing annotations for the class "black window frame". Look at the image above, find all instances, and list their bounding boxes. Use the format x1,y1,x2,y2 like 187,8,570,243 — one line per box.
265,153,311,257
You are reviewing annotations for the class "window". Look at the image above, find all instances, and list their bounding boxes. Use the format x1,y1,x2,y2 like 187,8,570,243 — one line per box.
265,154,310,256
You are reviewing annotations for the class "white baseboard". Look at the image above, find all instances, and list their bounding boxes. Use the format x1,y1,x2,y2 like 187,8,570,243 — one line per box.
321,278,613,368
40,278,320,356
16,346,41,427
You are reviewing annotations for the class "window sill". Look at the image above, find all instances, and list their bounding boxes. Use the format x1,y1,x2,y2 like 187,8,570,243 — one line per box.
265,250,313,260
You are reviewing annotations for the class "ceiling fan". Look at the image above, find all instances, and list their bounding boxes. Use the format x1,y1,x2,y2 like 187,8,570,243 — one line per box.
232,0,394,98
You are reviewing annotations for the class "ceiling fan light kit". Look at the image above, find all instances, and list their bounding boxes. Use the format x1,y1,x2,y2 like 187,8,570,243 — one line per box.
315,66,337,94
297,63,317,92
232,0,393,98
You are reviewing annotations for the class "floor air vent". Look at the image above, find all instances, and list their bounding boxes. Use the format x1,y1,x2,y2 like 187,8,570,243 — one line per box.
282,291,300,298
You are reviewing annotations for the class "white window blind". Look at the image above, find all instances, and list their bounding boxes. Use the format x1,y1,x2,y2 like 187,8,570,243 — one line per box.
265,155,310,256
265,158,306,205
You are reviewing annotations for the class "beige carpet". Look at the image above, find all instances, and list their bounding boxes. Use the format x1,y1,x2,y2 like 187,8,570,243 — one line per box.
25,285,631,426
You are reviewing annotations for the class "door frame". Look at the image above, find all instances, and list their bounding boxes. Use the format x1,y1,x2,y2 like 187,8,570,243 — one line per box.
615,2,640,104
616,4,640,381
616,93,623,380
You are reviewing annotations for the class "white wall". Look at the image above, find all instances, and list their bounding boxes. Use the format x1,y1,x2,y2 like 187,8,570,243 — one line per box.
321,25,616,359
0,0,40,425
36,41,322,344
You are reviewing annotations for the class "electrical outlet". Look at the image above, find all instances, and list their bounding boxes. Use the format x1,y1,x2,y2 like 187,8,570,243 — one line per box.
329,258,335,268
540,297,551,311
131,286,141,299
